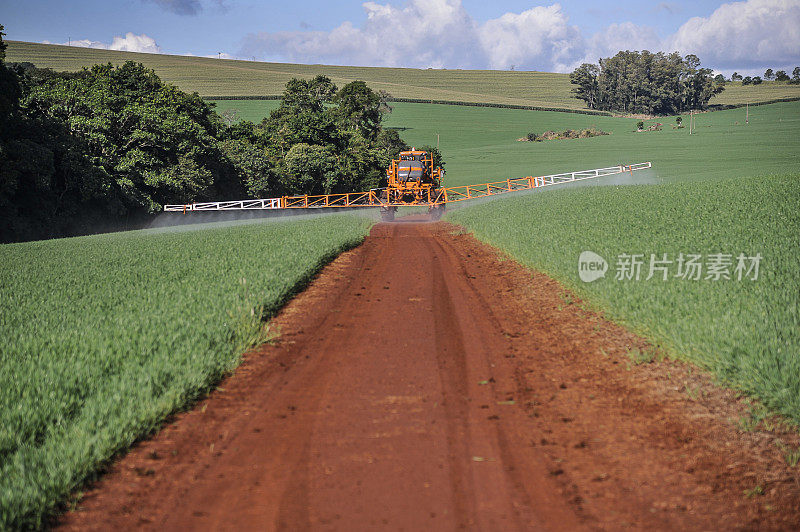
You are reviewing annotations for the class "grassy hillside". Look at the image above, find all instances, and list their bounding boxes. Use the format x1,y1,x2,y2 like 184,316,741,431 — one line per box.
378,100,799,186
8,40,800,110
6,41,579,108
396,100,800,185
208,98,800,189
447,174,800,425
0,214,373,529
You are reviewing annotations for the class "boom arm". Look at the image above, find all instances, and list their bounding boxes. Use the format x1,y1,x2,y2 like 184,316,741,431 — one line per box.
164,162,651,212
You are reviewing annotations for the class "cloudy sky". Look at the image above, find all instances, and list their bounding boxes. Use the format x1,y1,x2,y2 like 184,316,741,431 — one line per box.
2,0,799,75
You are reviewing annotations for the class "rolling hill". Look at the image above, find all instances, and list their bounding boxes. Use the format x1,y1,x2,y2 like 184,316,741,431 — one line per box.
7,40,800,110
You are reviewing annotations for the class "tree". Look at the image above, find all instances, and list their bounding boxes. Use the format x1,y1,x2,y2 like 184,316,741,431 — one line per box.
218,138,277,198
570,51,720,115
742,76,752,85
731,72,742,81
19,61,231,212
791,67,800,84
569,63,600,109
764,68,774,80
775,70,789,81
752,76,763,85
0,27,21,124
1,59,413,241
283,143,339,194
334,81,385,139
713,73,726,84
0,24,6,62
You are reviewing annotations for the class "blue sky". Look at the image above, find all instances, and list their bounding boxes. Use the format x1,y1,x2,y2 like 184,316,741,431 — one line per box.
2,0,798,74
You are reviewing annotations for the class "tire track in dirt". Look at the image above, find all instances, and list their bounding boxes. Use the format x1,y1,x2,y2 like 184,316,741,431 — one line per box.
59,221,800,531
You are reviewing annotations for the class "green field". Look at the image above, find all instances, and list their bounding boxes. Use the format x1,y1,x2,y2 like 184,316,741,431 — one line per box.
8,41,800,110
3,40,800,524
447,174,800,425
207,99,800,187
385,100,800,186
0,214,373,529
209,98,280,123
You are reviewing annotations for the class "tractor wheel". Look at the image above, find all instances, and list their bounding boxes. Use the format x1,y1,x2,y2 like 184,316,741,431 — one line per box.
380,190,395,222
429,203,445,221
380,207,395,222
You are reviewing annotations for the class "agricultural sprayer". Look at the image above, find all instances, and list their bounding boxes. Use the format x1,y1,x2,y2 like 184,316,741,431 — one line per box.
165,151,652,221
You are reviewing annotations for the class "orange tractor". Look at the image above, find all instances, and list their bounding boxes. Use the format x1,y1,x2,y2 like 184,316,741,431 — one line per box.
380,149,445,222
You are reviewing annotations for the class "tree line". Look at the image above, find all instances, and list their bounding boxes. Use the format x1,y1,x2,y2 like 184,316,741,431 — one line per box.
0,25,422,242
722,67,800,86
570,51,724,115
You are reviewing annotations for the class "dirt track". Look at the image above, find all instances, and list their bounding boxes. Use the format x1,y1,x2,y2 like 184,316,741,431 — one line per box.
61,221,799,530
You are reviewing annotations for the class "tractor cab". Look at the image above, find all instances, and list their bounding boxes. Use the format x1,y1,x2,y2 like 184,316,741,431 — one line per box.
379,148,446,221
397,158,424,183
389,150,440,188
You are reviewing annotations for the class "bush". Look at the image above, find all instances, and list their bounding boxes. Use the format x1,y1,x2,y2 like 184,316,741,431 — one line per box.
524,127,609,142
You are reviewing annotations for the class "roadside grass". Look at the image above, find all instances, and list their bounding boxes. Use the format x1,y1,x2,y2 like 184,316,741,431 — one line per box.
446,174,800,425
776,441,800,467
8,41,800,109
0,214,373,529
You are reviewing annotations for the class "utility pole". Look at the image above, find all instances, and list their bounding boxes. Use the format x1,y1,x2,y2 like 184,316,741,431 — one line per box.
746,103,749,124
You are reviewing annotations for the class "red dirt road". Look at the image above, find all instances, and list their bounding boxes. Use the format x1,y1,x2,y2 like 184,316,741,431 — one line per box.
62,222,800,530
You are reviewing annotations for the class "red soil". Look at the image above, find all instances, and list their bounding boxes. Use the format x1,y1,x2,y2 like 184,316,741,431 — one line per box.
60,221,800,530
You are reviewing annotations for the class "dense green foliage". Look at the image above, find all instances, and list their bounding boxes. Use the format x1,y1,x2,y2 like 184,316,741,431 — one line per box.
0,214,373,529
448,174,800,424
0,46,404,242
570,51,724,114
253,76,407,196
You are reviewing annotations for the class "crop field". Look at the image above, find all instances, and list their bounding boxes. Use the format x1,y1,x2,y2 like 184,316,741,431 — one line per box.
209,98,280,123
208,99,800,187
446,173,800,424
384,100,800,186
4,39,800,525
8,40,800,110
205,97,800,428
0,214,373,528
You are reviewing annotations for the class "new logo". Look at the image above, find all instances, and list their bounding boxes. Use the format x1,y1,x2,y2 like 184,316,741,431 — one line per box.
578,251,608,282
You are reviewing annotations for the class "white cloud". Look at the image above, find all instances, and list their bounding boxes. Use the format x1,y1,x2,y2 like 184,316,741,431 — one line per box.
669,0,800,71
46,33,162,54
43,1,793,76
237,0,799,75
573,22,663,68
197,52,239,60
240,0,581,71
478,5,583,71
